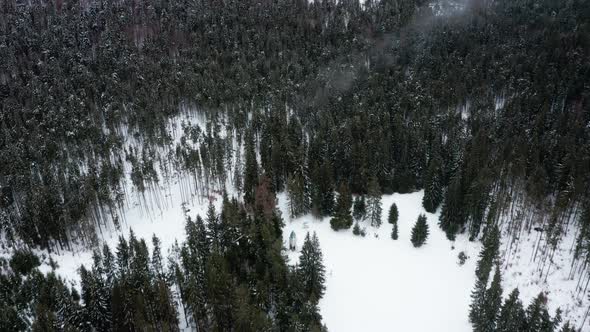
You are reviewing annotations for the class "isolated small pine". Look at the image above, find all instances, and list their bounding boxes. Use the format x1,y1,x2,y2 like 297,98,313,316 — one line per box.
388,203,398,224
410,214,429,247
391,222,398,240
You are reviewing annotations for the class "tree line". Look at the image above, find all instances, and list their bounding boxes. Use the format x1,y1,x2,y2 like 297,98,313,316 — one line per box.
1,188,327,331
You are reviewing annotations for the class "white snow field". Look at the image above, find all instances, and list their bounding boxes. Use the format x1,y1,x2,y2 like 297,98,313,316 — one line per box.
280,191,481,332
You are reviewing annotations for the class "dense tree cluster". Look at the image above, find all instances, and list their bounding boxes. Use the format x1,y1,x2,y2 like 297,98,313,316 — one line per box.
1,239,179,331
469,225,577,332
1,193,328,331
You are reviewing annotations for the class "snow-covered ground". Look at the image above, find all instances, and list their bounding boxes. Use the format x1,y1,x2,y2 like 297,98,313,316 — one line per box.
500,218,586,327
280,191,481,332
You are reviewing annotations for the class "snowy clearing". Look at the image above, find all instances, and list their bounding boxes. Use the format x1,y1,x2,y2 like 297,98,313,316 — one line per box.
280,191,481,332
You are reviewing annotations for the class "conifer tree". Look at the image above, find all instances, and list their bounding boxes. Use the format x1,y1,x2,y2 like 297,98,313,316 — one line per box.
410,214,429,247
353,196,367,222
481,266,503,332
298,232,326,303
388,203,399,225
391,222,399,240
469,278,487,332
311,161,335,218
422,156,443,213
330,183,353,231
475,225,500,284
367,177,383,227
439,175,464,240
496,289,527,332
389,203,399,240
288,171,310,218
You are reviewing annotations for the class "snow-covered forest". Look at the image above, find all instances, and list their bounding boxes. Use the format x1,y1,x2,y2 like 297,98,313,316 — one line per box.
1,0,589,331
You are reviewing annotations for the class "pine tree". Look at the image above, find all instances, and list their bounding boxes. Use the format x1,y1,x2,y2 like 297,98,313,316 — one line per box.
496,289,527,332
298,232,326,303
151,235,164,279
422,156,443,213
330,183,353,231
367,177,383,227
389,203,399,240
481,266,503,332
311,161,335,218
410,214,429,247
353,196,366,221
530,294,562,332
206,252,235,331
388,203,399,225
475,225,500,284
288,171,310,218
469,278,487,332
391,222,399,240
439,174,464,240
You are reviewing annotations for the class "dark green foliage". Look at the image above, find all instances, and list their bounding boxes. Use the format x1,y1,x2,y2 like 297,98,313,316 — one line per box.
391,222,399,240
469,278,488,332
422,155,443,213
367,177,383,227
476,225,501,284
298,232,326,304
481,266,503,332
330,183,354,231
388,203,399,225
311,162,335,218
9,249,40,275
353,196,367,222
496,289,527,332
389,203,399,240
439,175,465,241
410,214,429,247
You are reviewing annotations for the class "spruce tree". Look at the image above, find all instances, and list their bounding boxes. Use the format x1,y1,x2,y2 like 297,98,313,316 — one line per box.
496,289,527,332
367,177,383,227
439,175,464,240
475,225,500,284
389,203,399,240
330,183,353,231
410,214,429,247
481,266,503,332
353,196,367,221
469,278,487,332
388,203,399,225
391,222,399,240
298,232,326,303
422,156,443,213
